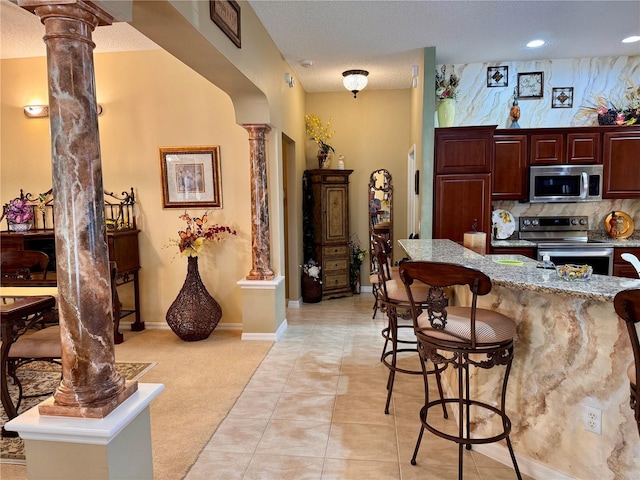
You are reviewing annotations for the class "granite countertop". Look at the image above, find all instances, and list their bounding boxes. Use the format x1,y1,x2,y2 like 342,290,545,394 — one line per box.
399,238,640,302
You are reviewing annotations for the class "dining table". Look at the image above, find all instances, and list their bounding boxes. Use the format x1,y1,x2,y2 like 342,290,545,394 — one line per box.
1,295,56,434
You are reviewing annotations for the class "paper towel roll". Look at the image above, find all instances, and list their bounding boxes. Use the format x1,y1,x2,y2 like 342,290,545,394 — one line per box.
463,231,486,256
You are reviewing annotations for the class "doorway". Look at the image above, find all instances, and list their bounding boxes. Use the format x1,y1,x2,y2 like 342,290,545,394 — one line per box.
407,144,419,236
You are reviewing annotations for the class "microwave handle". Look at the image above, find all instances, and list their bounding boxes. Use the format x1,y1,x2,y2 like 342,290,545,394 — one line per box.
580,172,588,199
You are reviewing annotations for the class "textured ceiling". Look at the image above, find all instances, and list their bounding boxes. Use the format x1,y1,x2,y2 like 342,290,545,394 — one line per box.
2,0,639,93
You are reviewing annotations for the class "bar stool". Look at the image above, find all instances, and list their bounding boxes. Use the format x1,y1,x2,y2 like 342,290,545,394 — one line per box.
613,288,640,437
372,235,447,416
369,234,399,319
400,260,521,479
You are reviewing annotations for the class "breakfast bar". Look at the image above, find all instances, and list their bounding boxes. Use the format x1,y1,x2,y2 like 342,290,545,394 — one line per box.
398,239,640,480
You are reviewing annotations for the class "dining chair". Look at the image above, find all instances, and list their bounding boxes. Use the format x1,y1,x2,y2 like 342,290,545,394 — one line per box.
1,250,49,281
613,288,640,437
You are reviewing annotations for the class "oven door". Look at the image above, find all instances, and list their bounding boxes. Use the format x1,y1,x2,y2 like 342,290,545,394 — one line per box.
537,245,614,276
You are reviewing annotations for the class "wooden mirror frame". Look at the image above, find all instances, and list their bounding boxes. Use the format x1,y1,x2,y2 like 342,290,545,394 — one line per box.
368,169,393,272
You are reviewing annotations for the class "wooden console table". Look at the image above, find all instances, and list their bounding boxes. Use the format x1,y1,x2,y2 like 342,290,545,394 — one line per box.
1,230,144,333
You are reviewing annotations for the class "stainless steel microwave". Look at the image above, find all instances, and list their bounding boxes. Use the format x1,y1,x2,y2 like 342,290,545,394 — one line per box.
529,165,603,203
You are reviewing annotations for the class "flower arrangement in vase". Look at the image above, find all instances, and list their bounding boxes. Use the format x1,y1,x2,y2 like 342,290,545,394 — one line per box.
166,211,237,341
4,197,35,231
435,65,460,101
348,234,367,294
578,79,640,126
305,114,335,168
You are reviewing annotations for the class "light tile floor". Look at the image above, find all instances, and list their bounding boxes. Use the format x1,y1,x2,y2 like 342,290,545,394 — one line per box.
186,295,531,480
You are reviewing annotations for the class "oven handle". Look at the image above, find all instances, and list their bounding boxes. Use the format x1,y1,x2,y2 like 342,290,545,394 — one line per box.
537,247,614,258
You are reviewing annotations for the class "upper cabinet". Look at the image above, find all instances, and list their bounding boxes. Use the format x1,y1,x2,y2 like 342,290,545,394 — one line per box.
435,126,493,175
493,133,528,200
529,129,602,165
603,130,640,198
530,133,564,165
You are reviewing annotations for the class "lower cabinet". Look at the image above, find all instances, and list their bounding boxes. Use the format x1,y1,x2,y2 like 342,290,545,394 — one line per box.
491,247,537,259
613,247,640,278
434,173,491,247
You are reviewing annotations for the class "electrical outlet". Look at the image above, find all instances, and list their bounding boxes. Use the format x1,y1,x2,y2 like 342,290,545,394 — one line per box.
584,405,602,434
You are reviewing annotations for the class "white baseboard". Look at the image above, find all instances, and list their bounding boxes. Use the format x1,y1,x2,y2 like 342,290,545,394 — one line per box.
288,298,301,308
361,285,373,293
241,318,288,341
142,322,242,331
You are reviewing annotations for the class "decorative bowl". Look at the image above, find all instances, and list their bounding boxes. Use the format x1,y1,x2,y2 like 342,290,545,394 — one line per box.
555,264,593,282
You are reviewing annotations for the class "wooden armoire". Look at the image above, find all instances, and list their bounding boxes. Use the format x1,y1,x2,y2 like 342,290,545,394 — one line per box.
304,169,353,300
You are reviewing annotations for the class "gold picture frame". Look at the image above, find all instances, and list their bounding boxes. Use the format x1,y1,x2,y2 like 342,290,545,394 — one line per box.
159,146,222,208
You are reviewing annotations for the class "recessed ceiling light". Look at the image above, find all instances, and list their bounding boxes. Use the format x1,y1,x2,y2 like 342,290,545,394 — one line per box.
526,39,546,48
622,36,640,43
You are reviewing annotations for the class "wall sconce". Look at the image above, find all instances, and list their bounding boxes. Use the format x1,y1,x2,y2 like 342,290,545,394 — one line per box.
342,69,369,98
284,72,295,88
412,65,419,88
23,105,48,118
24,104,103,118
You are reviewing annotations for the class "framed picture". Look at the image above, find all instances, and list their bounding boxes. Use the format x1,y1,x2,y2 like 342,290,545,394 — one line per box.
159,146,223,208
517,71,544,98
551,87,574,108
210,0,241,48
487,66,508,88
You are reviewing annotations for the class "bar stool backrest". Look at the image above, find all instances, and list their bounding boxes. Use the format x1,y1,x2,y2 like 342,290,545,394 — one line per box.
372,234,395,301
613,287,640,436
400,260,492,349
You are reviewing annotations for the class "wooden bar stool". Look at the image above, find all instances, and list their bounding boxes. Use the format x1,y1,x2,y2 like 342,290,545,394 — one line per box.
372,235,447,416
614,288,640,437
400,260,521,480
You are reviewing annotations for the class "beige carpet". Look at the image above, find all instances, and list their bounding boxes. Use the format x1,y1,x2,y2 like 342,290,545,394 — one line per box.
0,327,273,480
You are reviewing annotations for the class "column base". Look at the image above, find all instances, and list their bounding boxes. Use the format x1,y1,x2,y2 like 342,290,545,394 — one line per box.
237,276,286,340
5,383,164,480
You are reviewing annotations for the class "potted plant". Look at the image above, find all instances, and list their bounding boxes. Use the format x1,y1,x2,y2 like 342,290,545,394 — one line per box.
300,259,322,303
165,211,236,341
305,114,335,168
348,234,367,294
4,197,35,232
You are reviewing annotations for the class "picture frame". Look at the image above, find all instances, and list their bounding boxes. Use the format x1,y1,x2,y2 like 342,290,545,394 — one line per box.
487,66,508,88
210,0,241,48
551,87,574,108
517,71,544,98
159,146,223,209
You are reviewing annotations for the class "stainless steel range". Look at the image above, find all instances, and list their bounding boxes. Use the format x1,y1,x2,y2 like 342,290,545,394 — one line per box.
519,215,614,275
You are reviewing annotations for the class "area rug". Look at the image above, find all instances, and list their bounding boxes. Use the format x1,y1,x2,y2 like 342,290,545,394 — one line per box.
0,361,155,463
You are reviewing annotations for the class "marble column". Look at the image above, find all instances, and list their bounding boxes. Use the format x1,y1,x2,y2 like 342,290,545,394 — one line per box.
243,124,275,280
21,0,137,417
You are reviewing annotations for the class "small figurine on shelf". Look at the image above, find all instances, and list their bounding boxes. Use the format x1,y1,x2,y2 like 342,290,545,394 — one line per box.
338,155,345,170
509,87,521,128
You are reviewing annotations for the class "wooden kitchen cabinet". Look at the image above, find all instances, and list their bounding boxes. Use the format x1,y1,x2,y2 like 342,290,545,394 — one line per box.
492,133,528,200
491,247,537,259
530,133,564,165
567,132,601,164
613,247,640,278
603,130,640,198
304,169,353,300
434,173,492,245
434,126,495,251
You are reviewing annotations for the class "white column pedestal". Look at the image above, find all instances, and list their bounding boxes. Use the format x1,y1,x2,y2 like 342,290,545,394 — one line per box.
237,275,287,341
5,383,164,480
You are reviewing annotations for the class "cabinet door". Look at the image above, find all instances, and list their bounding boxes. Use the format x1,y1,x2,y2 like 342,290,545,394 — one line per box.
434,174,491,247
492,134,528,200
530,134,564,165
603,132,640,198
321,184,349,244
567,132,601,164
435,127,494,174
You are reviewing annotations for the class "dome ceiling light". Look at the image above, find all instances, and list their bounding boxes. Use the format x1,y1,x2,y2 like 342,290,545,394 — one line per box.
342,69,369,98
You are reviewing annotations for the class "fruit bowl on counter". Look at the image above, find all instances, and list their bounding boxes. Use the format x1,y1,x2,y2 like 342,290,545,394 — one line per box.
555,264,593,282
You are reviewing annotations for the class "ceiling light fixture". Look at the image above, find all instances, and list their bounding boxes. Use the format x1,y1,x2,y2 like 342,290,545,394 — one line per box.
622,35,640,43
526,39,546,48
342,70,369,98
300,59,313,68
